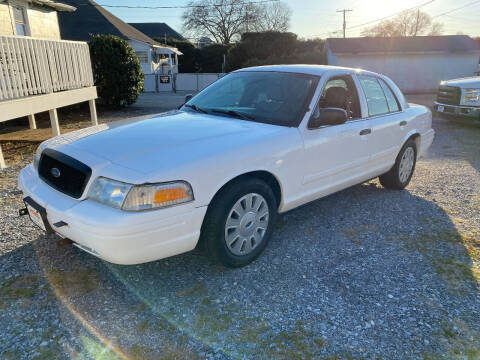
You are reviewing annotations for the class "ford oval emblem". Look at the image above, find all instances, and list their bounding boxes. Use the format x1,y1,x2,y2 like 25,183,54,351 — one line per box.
50,167,61,178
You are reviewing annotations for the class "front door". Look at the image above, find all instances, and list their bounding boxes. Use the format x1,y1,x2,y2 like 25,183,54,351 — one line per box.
300,75,376,201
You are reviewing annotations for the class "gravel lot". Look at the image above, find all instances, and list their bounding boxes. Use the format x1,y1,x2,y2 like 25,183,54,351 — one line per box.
0,108,479,359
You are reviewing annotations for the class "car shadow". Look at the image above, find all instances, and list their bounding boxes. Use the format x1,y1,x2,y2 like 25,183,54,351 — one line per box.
1,181,479,359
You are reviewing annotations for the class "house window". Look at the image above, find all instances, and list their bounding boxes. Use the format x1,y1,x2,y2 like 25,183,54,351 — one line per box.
135,51,148,63
12,5,28,36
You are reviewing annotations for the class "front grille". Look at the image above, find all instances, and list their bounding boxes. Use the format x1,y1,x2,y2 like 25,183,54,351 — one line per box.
437,85,461,105
38,149,92,199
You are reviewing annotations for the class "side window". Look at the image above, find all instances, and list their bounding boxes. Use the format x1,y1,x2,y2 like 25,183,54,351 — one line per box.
314,75,361,120
135,51,148,63
379,79,400,112
13,6,28,36
358,76,389,116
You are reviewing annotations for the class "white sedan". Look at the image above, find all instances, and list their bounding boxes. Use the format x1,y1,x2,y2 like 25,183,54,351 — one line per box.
18,65,434,267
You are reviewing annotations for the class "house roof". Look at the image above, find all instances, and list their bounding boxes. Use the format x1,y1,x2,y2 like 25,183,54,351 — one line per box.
326,35,480,55
128,23,184,41
58,0,159,45
1,0,76,11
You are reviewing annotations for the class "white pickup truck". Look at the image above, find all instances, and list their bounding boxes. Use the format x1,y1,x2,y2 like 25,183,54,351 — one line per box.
18,65,434,267
434,76,480,119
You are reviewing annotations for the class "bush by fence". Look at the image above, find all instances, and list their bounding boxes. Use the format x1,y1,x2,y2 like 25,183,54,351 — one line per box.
89,35,144,107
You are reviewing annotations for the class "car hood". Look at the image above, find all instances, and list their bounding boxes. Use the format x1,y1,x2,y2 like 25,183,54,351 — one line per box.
443,76,480,88
51,110,291,174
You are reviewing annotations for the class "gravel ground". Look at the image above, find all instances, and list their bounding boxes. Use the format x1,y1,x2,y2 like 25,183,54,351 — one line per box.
0,112,479,360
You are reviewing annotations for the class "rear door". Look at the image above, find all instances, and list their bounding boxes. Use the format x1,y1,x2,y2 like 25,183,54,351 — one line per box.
356,75,405,174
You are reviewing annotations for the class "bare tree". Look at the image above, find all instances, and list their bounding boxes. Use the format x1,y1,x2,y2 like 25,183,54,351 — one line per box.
250,2,291,32
361,9,443,37
182,0,291,44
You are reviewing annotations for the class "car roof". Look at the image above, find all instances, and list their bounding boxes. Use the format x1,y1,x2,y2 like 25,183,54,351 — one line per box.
234,64,379,77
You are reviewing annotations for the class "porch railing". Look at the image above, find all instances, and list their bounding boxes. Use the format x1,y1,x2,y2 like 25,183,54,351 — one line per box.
0,35,94,101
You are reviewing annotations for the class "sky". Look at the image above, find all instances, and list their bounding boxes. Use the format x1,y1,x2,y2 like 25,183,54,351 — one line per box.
97,0,480,39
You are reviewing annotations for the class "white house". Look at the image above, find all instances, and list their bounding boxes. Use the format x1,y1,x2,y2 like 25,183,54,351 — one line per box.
57,0,182,91
0,0,75,39
325,35,480,93
0,0,98,169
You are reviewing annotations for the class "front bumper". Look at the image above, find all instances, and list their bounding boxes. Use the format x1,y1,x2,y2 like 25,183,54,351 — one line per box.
18,165,207,265
434,102,480,118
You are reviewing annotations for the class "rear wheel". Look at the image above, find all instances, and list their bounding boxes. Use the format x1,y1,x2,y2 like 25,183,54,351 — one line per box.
379,139,417,190
200,177,277,268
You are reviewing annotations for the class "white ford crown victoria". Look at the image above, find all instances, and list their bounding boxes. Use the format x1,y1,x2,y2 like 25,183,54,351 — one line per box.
18,65,434,267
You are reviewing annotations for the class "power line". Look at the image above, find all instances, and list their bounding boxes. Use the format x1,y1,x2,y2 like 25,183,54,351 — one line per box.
309,0,435,38
337,9,353,38
346,0,435,31
79,0,279,10
431,0,480,19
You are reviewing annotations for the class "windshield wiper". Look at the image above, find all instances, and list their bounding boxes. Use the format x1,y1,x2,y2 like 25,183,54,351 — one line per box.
210,109,256,121
183,104,208,114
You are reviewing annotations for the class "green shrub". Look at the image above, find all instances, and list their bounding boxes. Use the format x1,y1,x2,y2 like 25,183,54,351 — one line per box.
88,34,144,108
226,32,326,71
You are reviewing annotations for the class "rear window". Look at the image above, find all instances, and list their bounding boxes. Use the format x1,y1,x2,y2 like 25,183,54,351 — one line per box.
358,76,389,116
379,79,400,112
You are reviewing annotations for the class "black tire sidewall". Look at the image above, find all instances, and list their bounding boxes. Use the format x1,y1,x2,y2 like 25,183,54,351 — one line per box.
203,178,277,268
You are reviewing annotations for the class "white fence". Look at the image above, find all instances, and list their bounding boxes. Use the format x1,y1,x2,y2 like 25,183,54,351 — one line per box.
175,73,224,92
143,73,225,93
0,35,94,101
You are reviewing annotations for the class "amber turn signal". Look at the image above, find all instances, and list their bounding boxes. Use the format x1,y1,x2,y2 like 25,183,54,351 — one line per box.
154,187,188,203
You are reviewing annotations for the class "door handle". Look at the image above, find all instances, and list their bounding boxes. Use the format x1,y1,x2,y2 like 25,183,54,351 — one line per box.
399,120,407,126
359,128,371,136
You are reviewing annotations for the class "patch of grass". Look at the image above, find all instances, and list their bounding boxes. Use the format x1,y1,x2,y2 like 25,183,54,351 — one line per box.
176,283,208,297
262,322,327,360
341,224,378,245
466,348,480,360
136,320,151,334
133,302,147,313
80,336,120,360
3,349,22,359
433,257,476,290
0,274,40,303
128,344,155,360
32,348,63,360
127,343,201,360
47,269,99,296
387,223,480,291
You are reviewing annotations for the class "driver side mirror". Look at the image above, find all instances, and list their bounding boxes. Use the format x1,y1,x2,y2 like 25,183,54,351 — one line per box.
309,107,348,129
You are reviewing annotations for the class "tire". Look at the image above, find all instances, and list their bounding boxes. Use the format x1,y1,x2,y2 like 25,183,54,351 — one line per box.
379,139,417,190
200,177,278,268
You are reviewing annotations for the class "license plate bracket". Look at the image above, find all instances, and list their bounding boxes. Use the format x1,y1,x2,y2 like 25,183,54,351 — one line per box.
23,197,53,234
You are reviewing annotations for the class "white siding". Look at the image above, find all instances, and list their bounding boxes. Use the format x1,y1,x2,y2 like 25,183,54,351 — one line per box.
27,4,61,40
128,40,153,75
328,50,480,93
0,3,14,35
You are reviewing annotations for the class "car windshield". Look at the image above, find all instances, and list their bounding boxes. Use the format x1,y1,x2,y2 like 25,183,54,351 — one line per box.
182,71,319,127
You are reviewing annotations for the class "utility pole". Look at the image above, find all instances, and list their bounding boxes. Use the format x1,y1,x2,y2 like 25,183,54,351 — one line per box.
337,9,353,38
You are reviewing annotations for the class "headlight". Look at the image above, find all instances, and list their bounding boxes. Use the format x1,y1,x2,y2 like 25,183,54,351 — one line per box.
87,178,194,211
122,181,193,211
87,177,132,209
462,88,480,104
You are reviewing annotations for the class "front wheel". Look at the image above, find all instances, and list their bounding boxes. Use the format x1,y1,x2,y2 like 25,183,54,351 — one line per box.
200,178,277,268
379,139,417,190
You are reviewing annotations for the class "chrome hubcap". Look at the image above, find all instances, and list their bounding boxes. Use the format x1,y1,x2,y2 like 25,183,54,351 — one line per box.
225,193,269,256
399,147,415,183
